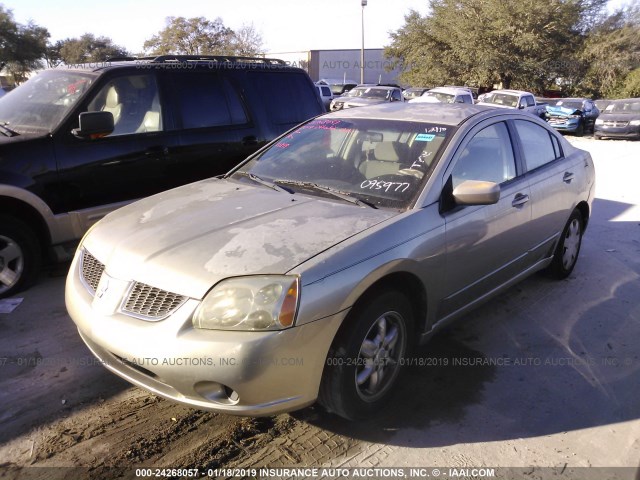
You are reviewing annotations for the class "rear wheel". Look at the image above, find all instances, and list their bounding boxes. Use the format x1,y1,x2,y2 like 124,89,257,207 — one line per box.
547,210,583,279
0,216,41,298
319,290,413,420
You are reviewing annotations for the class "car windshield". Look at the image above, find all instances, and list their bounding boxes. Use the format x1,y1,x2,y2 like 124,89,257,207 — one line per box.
232,117,453,210
482,93,519,108
404,89,425,99
0,70,94,135
423,91,456,103
605,101,640,113
555,100,584,110
346,87,391,100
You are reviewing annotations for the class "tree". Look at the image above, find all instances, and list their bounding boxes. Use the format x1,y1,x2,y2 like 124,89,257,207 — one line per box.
577,4,640,97
0,5,49,82
385,0,608,93
143,16,236,56
58,34,128,64
231,23,264,56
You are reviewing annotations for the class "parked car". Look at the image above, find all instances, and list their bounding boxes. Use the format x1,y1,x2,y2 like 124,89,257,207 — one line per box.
402,87,429,100
315,83,334,110
545,98,600,136
478,89,546,118
409,87,474,104
0,55,324,298
595,99,613,112
67,103,595,420
329,85,403,111
594,98,640,139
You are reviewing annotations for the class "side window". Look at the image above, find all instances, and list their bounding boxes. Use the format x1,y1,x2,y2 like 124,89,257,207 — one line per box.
463,94,473,104
87,74,162,136
525,95,535,107
392,89,402,101
513,120,557,170
251,72,320,126
321,86,332,97
171,72,248,129
550,133,563,159
451,122,516,188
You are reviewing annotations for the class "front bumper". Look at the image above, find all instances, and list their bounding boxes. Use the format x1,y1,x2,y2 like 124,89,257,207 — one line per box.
548,120,581,132
594,126,640,139
65,251,345,416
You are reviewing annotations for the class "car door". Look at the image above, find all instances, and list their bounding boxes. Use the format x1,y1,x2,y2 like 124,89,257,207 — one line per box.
438,120,534,318
512,119,583,261
55,71,178,215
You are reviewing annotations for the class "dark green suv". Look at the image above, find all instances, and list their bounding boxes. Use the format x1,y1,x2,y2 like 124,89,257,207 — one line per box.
0,56,324,297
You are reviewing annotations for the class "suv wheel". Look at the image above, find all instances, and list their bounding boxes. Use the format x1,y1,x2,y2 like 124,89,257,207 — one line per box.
0,216,41,298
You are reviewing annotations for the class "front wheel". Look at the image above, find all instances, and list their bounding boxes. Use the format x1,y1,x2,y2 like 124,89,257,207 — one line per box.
0,216,41,298
319,291,413,420
547,210,583,279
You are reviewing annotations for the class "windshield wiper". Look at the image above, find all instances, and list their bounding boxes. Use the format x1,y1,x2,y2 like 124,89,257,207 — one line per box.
274,180,377,209
236,171,293,194
0,123,19,137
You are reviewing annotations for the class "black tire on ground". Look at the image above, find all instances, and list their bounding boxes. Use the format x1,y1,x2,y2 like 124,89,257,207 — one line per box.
546,209,583,279
318,290,413,420
0,215,41,298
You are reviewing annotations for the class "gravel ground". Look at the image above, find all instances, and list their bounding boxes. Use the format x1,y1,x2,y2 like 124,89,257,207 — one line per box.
0,135,638,480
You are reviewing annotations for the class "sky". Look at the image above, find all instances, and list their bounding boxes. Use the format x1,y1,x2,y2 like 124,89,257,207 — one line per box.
4,0,429,55
4,0,633,56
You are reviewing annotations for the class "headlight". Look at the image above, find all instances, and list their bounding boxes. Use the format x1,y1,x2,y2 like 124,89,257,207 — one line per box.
630,119,640,126
595,119,604,125
193,276,299,331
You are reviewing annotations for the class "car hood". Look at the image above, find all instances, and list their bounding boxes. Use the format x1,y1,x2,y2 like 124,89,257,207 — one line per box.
546,105,582,117
83,178,396,299
477,102,514,109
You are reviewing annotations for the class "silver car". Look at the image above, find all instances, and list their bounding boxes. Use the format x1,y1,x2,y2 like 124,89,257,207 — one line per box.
66,103,595,420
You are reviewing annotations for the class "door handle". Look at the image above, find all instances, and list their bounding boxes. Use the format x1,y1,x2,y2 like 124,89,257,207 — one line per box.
512,193,530,207
242,136,258,146
145,146,169,157
563,172,575,183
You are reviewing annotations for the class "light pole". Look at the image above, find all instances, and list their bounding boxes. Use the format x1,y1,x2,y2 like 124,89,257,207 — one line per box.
361,0,367,84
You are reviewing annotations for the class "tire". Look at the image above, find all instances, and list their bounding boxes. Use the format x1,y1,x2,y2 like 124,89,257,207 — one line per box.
319,290,413,420
547,210,583,279
0,215,41,298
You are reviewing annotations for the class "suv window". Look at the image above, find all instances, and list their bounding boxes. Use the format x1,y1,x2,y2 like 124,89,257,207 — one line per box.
320,86,331,97
452,122,516,188
513,120,557,170
171,72,247,129
87,73,161,136
392,89,402,101
254,72,321,125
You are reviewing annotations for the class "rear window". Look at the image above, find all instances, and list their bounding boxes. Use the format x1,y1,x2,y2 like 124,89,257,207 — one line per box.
251,72,320,126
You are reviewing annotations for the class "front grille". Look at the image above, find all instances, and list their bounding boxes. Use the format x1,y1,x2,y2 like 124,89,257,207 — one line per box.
80,250,105,294
603,120,629,128
122,282,188,320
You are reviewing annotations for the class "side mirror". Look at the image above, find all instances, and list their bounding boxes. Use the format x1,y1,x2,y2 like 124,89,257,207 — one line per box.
453,180,500,205
72,111,114,139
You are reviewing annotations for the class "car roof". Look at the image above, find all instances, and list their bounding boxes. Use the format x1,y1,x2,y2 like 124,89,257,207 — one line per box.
429,87,471,96
55,55,299,74
323,102,490,126
491,89,531,96
353,85,398,91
